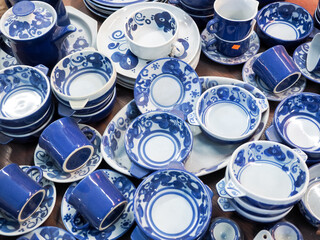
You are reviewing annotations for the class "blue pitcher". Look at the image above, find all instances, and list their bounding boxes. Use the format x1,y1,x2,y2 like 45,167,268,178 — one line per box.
0,1,76,69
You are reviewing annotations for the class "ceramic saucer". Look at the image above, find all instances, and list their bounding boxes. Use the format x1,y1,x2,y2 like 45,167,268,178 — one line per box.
0,165,56,236
201,29,260,65
61,169,136,240
101,77,269,177
0,7,97,70
34,124,102,183
242,53,307,101
293,42,320,84
17,226,76,240
90,0,147,8
96,2,200,80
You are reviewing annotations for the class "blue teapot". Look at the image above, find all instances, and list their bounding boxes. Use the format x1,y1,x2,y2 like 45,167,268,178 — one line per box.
0,1,76,69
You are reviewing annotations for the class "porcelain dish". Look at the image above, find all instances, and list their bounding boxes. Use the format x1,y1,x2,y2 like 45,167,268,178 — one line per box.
17,226,76,240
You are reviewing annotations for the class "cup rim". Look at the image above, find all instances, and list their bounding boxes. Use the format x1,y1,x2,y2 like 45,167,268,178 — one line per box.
98,200,128,231
62,145,94,173
272,72,301,93
124,6,179,49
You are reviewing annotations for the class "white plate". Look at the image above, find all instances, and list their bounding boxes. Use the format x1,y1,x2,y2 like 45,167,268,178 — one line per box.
0,166,56,236
101,76,269,177
96,2,200,79
34,124,102,183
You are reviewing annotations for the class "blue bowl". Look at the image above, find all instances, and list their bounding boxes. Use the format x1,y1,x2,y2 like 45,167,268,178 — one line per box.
256,2,313,49
274,92,320,159
0,65,51,127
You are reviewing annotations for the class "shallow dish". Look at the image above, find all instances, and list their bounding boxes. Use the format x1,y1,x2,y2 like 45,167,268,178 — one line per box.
256,2,313,48
51,50,116,110
125,111,193,178
134,58,201,120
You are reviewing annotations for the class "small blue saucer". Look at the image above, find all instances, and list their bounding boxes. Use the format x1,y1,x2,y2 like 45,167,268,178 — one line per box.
17,226,76,240
201,29,260,65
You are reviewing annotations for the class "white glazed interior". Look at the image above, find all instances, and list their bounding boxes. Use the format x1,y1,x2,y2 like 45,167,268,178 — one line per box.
214,0,258,21
301,179,320,221
306,33,320,72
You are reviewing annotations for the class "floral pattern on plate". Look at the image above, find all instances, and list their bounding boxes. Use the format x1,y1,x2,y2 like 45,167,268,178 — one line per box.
242,53,306,101
0,165,56,236
61,169,136,240
34,124,102,183
17,226,76,240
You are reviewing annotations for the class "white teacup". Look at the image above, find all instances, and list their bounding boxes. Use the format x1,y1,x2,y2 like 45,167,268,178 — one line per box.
124,7,184,60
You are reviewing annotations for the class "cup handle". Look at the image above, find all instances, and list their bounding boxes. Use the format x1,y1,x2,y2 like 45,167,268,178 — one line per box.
256,97,269,113
81,126,96,144
293,148,308,162
0,31,14,56
170,41,185,58
265,124,283,143
205,38,217,51
34,64,49,76
187,112,200,126
165,161,185,170
216,178,232,198
131,226,150,240
25,166,44,184
217,197,236,212
70,211,90,230
224,179,246,198
129,162,151,179
253,230,273,240
206,18,219,34
58,102,75,117
69,99,89,110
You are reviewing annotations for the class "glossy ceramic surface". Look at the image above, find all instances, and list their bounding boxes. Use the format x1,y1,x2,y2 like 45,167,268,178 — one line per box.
242,53,306,101
34,124,102,183
269,222,303,240
134,58,201,120
0,165,56,236
17,226,76,240
209,217,242,240
61,169,136,240
96,2,200,79
201,29,260,65
306,33,320,72
256,2,313,48
133,169,212,240
101,77,269,177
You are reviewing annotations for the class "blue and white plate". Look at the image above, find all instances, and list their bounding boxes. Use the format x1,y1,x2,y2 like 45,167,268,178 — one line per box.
17,226,76,240
101,77,269,177
34,124,102,183
0,7,97,70
0,165,56,236
96,2,200,80
61,169,136,240
242,53,307,101
201,29,260,65
293,42,320,85
90,0,146,8
134,58,201,120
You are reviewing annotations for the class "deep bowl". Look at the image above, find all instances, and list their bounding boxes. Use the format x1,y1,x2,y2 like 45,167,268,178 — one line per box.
256,2,313,49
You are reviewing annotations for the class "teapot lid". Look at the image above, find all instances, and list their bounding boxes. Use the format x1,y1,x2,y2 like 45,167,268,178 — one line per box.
0,1,57,40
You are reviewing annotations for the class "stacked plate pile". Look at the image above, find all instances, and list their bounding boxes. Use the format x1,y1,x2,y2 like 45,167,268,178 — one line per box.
51,50,117,123
97,2,201,89
0,65,54,144
84,0,167,18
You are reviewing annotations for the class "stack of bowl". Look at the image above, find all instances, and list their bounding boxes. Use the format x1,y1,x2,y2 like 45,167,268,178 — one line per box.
168,0,214,31
51,49,117,123
0,65,54,144
216,141,309,223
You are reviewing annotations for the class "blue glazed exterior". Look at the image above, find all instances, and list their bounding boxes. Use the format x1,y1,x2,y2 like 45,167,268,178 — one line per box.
0,164,45,222
39,117,95,172
133,169,212,240
252,45,301,93
66,170,128,231
0,1,76,69
180,0,215,10
274,92,320,159
0,65,52,127
256,2,313,49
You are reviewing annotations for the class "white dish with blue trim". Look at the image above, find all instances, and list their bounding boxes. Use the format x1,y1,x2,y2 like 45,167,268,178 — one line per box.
34,124,102,183
17,226,76,240
0,165,56,236
61,169,136,240
101,76,269,177
242,53,307,101
96,2,200,80
201,29,260,65
90,0,147,7
293,42,320,84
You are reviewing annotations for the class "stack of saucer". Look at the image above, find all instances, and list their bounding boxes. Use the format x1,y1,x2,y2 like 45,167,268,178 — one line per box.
97,2,201,90
0,65,54,144
51,49,117,123
83,0,167,18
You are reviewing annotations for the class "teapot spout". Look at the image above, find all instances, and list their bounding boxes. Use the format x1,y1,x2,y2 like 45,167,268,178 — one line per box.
52,24,76,47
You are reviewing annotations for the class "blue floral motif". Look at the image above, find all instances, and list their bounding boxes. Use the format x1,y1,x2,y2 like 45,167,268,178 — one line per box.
234,150,246,167
264,145,286,161
111,50,138,70
154,11,176,34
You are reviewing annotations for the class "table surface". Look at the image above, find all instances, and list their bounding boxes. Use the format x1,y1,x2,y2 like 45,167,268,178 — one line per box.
1,0,320,239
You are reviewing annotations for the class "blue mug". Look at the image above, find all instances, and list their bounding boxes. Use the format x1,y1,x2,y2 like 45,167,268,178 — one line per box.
206,0,259,41
66,170,128,231
0,1,76,70
252,45,301,93
0,164,45,222
39,117,96,173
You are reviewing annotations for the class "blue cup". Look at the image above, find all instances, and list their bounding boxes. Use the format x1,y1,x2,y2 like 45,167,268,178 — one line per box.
39,117,96,173
0,164,45,222
206,29,253,57
206,0,259,41
252,45,301,93
66,170,128,231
